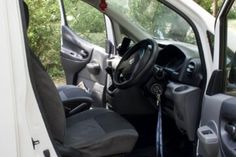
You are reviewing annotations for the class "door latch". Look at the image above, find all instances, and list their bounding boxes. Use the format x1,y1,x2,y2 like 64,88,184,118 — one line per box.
31,138,40,149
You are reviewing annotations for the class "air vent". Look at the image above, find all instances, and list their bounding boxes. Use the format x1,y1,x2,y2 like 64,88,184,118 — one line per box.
186,61,195,76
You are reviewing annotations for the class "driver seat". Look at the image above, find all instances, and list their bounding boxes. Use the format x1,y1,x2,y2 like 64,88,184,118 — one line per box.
23,2,138,157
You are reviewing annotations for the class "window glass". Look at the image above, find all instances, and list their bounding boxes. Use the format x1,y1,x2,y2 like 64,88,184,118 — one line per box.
107,0,197,45
64,0,106,48
224,1,236,94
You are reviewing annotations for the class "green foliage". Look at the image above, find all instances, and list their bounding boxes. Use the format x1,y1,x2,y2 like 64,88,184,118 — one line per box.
64,0,106,48
26,0,106,79
26,0,63,79
195,0,224,16
129,0,157,33
195,0,212,13
228,5,236,19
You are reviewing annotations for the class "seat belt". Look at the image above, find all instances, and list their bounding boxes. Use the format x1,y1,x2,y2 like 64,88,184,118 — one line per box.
156,89,163,157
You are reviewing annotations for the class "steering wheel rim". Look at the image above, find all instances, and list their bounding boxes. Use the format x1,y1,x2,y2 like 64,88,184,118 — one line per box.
113,39,159,88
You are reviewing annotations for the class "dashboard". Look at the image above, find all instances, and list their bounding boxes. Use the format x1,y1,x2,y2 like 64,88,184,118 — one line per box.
154,43,203,141
156,44,203,87
106,40,204,141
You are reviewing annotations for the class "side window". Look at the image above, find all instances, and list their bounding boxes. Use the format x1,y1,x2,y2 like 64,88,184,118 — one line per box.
224,1,236,94
63,0,106,48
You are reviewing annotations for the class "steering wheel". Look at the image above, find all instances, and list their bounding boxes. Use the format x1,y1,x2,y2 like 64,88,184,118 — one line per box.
113,39,159,88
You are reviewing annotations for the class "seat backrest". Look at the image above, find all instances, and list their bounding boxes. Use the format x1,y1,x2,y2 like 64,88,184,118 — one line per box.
23,2,66,143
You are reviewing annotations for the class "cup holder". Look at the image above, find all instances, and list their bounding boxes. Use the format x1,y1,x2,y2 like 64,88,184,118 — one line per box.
175,85,188,92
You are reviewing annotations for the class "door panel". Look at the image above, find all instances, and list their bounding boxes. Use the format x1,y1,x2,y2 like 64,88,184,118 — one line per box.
198,0,236,157
61,25,108,105
61,26,108,86
201,94,232,125
61,26,93,84
59,0,110,106
77,48,108,86
76,46,108,106
198,94,232,157
220,98,236,157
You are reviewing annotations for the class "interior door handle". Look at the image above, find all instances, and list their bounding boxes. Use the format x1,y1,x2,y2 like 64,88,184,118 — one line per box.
87,61,100,75
225,123,236,140
78,50,88,58
61,47,89,60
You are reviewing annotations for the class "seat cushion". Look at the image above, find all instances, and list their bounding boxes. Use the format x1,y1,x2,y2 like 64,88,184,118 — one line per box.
64,108,138,157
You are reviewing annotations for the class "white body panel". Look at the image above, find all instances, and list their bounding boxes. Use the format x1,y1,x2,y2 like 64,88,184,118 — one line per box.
0,0,57,156
0,0,222,156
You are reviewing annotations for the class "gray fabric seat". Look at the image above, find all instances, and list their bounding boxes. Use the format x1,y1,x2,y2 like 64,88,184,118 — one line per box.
23,2,138,157
65,108,138,157
29,35,138,157
30,34,138,157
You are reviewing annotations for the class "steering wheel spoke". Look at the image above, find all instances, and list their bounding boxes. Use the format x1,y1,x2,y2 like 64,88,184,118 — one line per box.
113,39,160,88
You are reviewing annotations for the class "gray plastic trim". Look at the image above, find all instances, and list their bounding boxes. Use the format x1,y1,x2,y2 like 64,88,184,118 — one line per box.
198,124,219,157
165,82,201,141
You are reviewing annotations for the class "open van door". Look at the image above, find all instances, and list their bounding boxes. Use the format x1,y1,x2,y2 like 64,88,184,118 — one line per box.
198,1,236,157
58,0,110,105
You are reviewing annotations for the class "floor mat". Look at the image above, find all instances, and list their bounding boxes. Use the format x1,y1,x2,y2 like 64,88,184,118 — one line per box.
125,146,156,157
162,115,196,157
126,115,196,157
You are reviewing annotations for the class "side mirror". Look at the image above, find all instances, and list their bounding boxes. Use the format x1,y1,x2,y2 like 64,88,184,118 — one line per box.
117,37,131,57
229,53,236,84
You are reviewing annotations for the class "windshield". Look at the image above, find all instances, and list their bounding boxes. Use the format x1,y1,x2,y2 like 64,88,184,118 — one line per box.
107,0,197,45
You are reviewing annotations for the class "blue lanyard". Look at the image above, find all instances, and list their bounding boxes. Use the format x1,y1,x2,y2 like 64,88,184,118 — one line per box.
156,99,163,157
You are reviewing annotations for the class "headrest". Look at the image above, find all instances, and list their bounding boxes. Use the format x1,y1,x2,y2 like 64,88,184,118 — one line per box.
23,1,29,29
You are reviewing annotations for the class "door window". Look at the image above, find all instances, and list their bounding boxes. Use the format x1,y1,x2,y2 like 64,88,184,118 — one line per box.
223,1,236,94
63,0,106,48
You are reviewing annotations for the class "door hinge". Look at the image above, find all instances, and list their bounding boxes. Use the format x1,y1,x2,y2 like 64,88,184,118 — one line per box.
31,138,40,149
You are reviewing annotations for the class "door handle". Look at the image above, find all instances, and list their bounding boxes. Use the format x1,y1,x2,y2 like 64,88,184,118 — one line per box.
87,61,100,75
61,47,89,60
78,50,88,58
225,123,236,140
